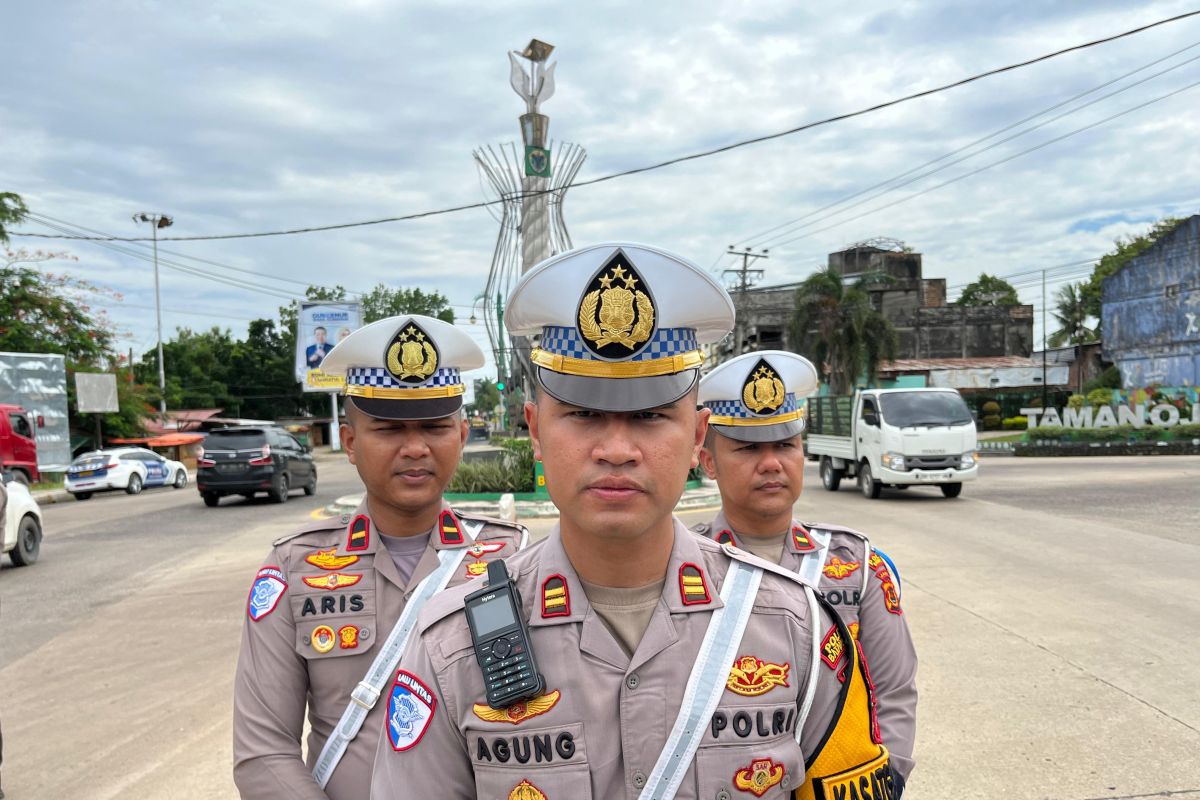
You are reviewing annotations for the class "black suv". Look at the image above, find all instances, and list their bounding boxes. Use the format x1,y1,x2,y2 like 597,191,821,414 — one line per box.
196,426,316,507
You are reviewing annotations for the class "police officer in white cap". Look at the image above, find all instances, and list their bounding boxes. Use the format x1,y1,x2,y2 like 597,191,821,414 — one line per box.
693,350,918,784
233,315,528,800
371,245,899,799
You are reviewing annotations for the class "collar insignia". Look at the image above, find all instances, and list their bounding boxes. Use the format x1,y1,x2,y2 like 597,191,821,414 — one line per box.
726,655,790,697
472,689,561,725
346,515,370,551
302,572,363,591
679,563,711,605
385,320,439,384
439,510,464,545
741,358,787,415
734,758,786,797
541,574,570,618
305,548,360,571
577,252,656,359
791,525,816,552
715,529,736,545
508,780,547,800
823,557,862,580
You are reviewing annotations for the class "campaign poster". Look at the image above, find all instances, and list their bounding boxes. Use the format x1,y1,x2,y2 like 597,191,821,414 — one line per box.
296,302,361,392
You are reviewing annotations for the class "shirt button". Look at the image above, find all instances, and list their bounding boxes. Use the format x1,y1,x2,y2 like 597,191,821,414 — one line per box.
717,790,731,800
633,771,646,789
626,673,640,690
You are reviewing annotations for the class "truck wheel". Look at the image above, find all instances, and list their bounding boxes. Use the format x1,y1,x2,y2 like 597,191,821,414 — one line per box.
11,514,42,566
940,482,963,498
858,462,881,499
820,457,842,491
125,473,143,495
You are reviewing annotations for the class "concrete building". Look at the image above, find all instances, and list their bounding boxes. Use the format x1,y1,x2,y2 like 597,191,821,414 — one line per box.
716,239,1035,362
1102,214,1200,387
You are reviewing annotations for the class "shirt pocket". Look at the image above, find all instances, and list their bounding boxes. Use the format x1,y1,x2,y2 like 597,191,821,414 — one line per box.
469,721,593,800
693,740,801,799
293,612,376,661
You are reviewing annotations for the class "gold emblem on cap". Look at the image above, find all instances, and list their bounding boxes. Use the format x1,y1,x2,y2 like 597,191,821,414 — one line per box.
578,259,655,355
385,322,438,383
742,360,787,415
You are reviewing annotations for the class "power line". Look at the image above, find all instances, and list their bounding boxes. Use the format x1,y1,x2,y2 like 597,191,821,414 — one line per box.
766,75,1200,249
12,9,1200,243
747,42,1200,248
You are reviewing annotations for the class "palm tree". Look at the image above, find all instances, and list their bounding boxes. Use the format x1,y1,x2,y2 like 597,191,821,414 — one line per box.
789,265,898,394
1047,283,1096,347
1048,281,1098,394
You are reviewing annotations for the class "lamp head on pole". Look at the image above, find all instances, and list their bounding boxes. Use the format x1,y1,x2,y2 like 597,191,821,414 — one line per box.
521,39,554,62
133,212,174,229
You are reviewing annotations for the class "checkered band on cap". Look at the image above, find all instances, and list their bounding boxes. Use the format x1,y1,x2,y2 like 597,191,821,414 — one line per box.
705,392,799,419
539,326,698,362
346,367,462,389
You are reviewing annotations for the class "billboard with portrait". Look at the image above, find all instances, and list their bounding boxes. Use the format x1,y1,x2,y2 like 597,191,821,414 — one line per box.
295,302,362,392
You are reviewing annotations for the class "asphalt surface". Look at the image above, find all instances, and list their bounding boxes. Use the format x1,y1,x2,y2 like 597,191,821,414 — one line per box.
1,453,1197,799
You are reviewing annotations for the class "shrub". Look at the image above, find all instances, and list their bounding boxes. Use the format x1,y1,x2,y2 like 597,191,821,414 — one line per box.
1169,422,1200,440
1066,394,1085,410
448,437,536,493
1027,425,1066,441
982,414,1002,430
982,401,1001,416
1086,388,1113,408
1002,416,1028,430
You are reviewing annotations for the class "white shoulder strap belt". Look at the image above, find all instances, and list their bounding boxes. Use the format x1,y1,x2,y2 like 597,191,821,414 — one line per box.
312,524,478,788
796,527,833,587
638,560,762,800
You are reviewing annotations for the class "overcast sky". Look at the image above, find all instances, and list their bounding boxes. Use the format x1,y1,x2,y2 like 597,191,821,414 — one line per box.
5,1,1200,395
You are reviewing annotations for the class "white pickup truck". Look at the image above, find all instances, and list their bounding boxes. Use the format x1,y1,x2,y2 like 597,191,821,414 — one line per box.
806,388,979,499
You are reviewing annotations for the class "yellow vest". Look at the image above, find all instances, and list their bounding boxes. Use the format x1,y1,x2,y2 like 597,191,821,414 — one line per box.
796,616,898,800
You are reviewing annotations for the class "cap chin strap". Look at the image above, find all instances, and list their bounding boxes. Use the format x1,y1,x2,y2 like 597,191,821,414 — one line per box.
531,347,703,378
311,521,480,788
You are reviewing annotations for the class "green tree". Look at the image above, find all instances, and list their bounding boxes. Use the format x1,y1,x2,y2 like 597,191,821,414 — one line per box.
0,251,116,363
1047,283,1096,347
468,378,501,416
0,191,28,244
1081,217,1184,320
360,285,454,324
137,327,238,410
955,273,1020,306
789,265,898,395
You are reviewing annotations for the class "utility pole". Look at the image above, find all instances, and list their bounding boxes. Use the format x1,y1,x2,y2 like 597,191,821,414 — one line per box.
1041,268,1048,409
133,212,174,421
723,246,768,356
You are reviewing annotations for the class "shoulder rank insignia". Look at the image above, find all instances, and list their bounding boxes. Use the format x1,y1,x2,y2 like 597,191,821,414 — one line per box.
734,757,786,797
385,320,438,383
508,779,547,800
791,525,817,552
577,252,656,358
472,689,561,725
727,655,790,697
247,566,287,621
302,572,363,591
715,529,736,545
541,575,570,618
305,548,360,571
347,515,370,551
679,563,711,605
742,358,787,415
439,509,464,545
823,557,862,580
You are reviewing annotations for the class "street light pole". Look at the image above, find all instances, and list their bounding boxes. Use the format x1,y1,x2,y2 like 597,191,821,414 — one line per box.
133,212,174,420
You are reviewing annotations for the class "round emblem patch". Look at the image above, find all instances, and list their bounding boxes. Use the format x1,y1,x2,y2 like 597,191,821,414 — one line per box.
311,624,336,654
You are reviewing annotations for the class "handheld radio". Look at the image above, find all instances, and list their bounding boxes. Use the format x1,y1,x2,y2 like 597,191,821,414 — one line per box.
464,559,546,709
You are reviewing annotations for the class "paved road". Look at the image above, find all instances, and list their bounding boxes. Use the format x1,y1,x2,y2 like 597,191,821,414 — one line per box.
1,454,1197,799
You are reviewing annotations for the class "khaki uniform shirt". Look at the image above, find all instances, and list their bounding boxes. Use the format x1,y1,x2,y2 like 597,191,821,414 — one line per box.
371,518,866,800
232,501,527,800
693,511,918,780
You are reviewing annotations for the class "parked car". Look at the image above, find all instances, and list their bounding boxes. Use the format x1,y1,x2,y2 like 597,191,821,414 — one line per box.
3,472,44,566
196,426,316,507
64,447,190,501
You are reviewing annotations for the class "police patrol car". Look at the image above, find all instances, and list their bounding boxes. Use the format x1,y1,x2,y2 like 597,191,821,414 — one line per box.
65,446,189,501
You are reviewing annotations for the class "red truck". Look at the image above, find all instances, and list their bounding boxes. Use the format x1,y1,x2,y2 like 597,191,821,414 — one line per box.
0,403,42,485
